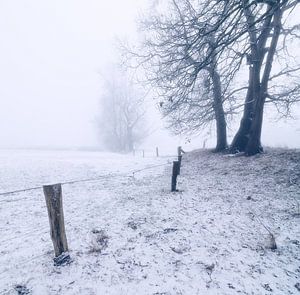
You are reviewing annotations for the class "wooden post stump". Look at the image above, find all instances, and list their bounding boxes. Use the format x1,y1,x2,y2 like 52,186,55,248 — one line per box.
177,146,182,156
177,146,183,175
171,161,180,192
43,183,70,266
178,155,182,175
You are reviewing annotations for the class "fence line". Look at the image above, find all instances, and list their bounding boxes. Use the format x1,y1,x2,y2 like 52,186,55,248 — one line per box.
132,162,172,175
0,157,176,199
0,147,184,275
0,228,50,247
0,196,34,204
0,252,49,283
0,186,42,197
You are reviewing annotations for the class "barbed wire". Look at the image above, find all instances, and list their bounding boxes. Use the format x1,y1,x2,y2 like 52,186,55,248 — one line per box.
132,162,172,175
0,156,179,199
156,155,178,158
0,196,34,204
0,186,42,197
0,228,49,246
0,252,49,286
0,215,83,247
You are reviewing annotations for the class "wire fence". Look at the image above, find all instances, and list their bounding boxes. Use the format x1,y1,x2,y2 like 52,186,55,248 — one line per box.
0,150,183,293
0,156,177,199
0,153,179,254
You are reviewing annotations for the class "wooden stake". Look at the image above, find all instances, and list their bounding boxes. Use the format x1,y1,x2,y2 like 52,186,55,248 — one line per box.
171,161,180,192
43,183,70,265
177,146,183,175
178,155,182,175
177,146,185,156
177,146,182,158
156,147,159,157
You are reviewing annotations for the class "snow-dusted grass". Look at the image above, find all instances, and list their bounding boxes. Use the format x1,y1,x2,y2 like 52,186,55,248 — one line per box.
0,148,299,294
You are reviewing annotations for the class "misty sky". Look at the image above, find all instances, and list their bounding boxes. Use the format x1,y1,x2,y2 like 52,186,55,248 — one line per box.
0,0,299,152
0,0,144,148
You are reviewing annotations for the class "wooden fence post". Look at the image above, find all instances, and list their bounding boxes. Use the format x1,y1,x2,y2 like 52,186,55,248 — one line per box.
177,146,182,158
171,161,180,192
43,183,70,266
156,147,159,157
177,146,182,175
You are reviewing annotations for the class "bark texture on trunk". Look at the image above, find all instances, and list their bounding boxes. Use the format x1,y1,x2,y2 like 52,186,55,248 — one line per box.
210,66,228,152
230,61,262,154
229,66,255,153
244,98,265,155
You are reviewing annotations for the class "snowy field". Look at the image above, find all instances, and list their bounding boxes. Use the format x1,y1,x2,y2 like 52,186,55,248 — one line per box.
0,148,299,295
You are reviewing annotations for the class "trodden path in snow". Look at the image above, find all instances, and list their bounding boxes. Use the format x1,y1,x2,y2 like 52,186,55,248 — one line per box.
0,148,299,294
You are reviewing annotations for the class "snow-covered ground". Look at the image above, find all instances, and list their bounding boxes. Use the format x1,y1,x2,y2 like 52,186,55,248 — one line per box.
0,148,299,295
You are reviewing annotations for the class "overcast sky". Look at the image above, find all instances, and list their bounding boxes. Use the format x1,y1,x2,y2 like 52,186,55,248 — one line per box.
0,0,299,152
0,0,144,148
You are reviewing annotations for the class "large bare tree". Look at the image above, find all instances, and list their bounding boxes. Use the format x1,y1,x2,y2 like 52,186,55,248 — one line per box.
124,0,245,152
125,0,300,155
225,0,300,155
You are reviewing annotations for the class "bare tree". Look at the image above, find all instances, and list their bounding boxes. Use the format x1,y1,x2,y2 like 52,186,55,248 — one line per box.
122,0,246,152
224,0,300,155
98,70,147,153
136,0,300,155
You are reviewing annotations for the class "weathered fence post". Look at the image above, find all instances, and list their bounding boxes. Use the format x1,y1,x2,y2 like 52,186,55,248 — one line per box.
171,161,180,192
43,183,70,266
156,147,159,157
177,146,182,161
177,146,182,175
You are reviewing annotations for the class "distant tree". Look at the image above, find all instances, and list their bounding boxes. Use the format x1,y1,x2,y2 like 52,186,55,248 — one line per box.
98,71,147,153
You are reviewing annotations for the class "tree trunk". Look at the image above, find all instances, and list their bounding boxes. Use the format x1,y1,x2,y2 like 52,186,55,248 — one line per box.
209,66,228,152
245,6,282,156
244,97,264,155
233,60,262,153
229,66,255,153
230,2,273,154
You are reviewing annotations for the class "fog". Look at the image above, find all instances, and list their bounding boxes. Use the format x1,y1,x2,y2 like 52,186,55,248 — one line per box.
0,0,299,152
